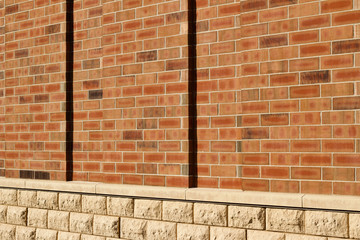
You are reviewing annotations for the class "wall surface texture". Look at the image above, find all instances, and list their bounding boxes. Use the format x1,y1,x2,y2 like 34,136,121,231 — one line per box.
2,0,360,195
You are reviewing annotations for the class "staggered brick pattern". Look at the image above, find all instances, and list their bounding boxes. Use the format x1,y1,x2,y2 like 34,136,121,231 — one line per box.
0,188,360,239
2,0,360,195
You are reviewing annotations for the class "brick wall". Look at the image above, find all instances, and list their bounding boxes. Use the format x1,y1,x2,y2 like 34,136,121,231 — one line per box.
2,0,360,195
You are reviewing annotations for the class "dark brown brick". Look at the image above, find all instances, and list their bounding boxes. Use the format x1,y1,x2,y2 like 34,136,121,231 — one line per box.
166,12,187,24
45,24,61,34
5,5,18,14
15,49,28,58
333,97,360,110
20,170,34,179
300,70,330,84
137,142,157,151
242,128,269,139
241,0,267,12
83,59,100,69
333,39,360,54
137,119,157,129
89,90,103,99
123,130,143,140
136,51,157,62
19,96,33,104
269,0,297,8
260,34,288,48
35,94,49,103
35,171,50,180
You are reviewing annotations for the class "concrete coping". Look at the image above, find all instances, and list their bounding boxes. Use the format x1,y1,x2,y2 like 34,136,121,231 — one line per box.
0,178,360,211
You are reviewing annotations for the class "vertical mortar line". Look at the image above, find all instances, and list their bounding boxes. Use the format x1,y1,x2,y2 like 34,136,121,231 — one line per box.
188,0,198,188
66,0,74,181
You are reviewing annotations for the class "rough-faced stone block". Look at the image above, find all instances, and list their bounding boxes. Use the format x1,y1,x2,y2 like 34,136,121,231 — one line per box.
58,231,80,240
210,226,246,240
37,191,58,210
0,189,17,205
121,218,147,240
177,223,209,240
194,203,227,226
228,206,265,230
146,220,176,240
18,190,37,208
107,197,133,217
82,195,106,215
267,208,304,233
93,215,119,238
48,210,69,231
0,205,7,223
163,201,192,223
286,234,326,240
305,211,348,238
0,223,15,239
7,206,27,225
36,229,57,240
247,230,285,240
349,214,360,239
81,234,105,240
70,212,93,234
59,193,81,212
16,226,36,240
28,208,47,228
134,199,161,220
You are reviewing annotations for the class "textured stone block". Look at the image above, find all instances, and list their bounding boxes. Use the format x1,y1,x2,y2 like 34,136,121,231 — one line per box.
0,223,15,239
7,206,27,225
82,195,106,214
70,212,93,234
210,226,246,240
0,189,17,205
267,208,304,233
228,206,265,229
93,215,119,238
146,220,176,240
286,234,326,240
134,199,161,220
36,229,57,240
163,201,192,223
28,208,47,228
121,217,147,240
248,230,285,240
350,214,360,239
0,205,7,223
177,223,209,240
18,190,37,208
59,193,81,212
107,197,133,217
305,211,348,238
16,226,36,240
37,191,58,210
81,234,105,240
194,203,227,226
58,231,80,240
48,210,69,231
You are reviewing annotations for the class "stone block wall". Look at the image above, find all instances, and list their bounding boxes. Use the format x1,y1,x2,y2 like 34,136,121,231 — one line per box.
0,187,359,240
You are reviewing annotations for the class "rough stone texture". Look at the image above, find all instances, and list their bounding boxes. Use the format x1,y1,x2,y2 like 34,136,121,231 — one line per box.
228,206,265,230
177,223,209,240
0,205,7,223
27,208,47,228
18,190,37,208
194,203,227,226
58,231,80,240
286,233,326,240
36,228,57,240
82,195,106,215
247,230,285,240
107,197,133,217
163,201,193,223
210,226,246,240
59,193,81,212
134,199,161,220
0,223,15,239
93,215,119,238
16,226,36,240
37,191,58,210
81,234,105,240
349,214,360,239
305,211,348,238
267,208,304,233
146,220,176,240
7,206,27,225
70,212,93,234
0,189,17,205
48,210,69,231
121,217,147,240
